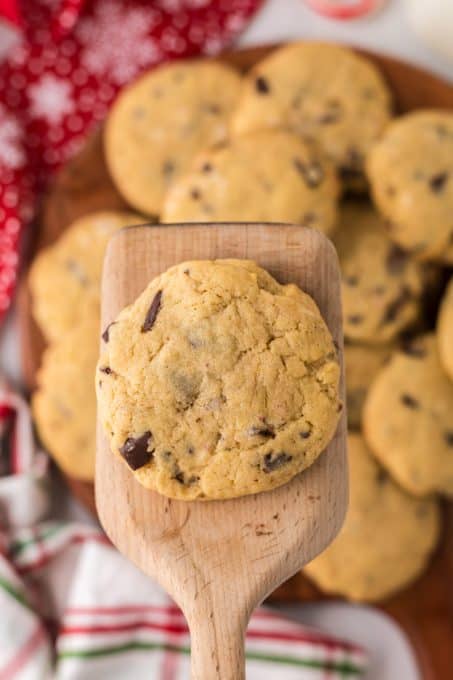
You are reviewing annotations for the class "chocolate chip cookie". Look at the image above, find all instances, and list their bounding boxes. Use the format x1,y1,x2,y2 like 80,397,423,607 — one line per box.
96,259,342,500
367,110,453,259
363,334,453,496
344,341,393,429
162,130,339,232
105,60,241,216
334,202,425,343
437,277,453,381
29,211,140,342
304,433,440,602
32,318,98,481
232,42,392,189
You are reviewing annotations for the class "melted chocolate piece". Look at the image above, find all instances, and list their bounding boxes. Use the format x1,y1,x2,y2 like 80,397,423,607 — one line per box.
400,393,419,410
255,76,270,93
318,99,342,125
191,188,201,200
376,468,389,485
248,425,275,438
299,430,311,439
173,465,199,486
262,452,293,473
430,172,448,193
174,469,185,484
344,275,359,286
102,321,116,343
162,160,175,176
120,431,153,470
141,290,162,333
347,314,364,325
444,431,453,446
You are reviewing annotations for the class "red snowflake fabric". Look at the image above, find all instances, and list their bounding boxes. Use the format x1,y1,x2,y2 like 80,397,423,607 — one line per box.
0,0,262,320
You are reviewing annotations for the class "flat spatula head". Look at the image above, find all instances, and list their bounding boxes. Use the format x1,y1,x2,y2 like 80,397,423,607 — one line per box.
96,223,347,679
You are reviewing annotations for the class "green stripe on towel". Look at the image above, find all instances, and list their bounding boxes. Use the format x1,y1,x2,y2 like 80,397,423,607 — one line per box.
0,575,32,611
9,523,67,557
58,642,362,674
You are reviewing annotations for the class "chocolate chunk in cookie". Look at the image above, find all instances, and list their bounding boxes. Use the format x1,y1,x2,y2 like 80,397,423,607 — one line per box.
120,431,153,470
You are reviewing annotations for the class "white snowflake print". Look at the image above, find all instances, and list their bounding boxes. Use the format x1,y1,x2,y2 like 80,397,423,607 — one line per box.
0,104,25,170
29,74,74,125
156,0,209,10
77,0,163,85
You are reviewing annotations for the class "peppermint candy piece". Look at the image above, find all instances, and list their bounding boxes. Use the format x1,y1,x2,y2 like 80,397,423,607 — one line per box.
305,0,386,19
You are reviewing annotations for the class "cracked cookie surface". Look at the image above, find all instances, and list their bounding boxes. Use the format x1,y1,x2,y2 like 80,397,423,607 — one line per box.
231,42,392,189
367,110,453,260
105,60,241,216
334,202,426,343
162,130,339,233
363,334,453,497
29,211,141,342
304,433,440,602
96,259,341,500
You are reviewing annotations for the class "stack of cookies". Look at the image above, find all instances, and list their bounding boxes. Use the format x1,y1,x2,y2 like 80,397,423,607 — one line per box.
30,41,453,602
30,211,142,480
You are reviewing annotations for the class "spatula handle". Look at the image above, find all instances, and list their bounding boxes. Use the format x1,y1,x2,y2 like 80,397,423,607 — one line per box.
188,607,247,680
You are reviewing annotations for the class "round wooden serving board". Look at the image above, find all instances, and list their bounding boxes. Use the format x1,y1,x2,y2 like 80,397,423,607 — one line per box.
18,44,453,680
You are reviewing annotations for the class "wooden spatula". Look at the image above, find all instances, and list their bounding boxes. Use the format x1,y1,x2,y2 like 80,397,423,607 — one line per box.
96,222,347,680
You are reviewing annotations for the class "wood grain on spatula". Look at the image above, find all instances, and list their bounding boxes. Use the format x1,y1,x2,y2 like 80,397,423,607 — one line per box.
96,223,347,680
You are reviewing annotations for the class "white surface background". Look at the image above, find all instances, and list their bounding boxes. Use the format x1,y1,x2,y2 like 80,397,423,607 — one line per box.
1,1,451,677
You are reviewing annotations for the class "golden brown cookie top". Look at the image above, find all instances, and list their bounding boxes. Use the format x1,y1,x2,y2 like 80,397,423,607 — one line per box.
105,60,242,216
334,201,426,343
162,130,339,232
367,110,453,259
97,259,341,500
304,433,440,602
363,334,453,496
29,211,141,342
33,318,99,481
232,42,392,183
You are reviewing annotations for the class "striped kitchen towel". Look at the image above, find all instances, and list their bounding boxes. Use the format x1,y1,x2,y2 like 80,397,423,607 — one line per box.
0,381,48,528
1,521,368,679
0,384,368,678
